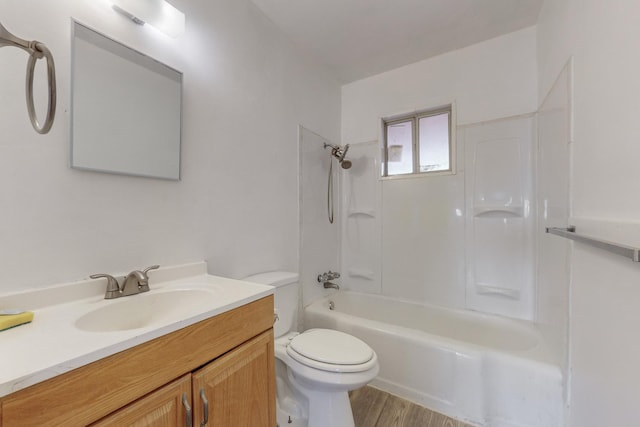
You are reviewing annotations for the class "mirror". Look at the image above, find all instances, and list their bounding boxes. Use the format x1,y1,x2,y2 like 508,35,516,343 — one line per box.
71,22,182,180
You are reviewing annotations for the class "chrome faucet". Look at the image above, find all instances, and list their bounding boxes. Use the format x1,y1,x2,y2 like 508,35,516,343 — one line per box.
91,265,159,299
121,268,151,296
318,271,340,290
317,271,340,282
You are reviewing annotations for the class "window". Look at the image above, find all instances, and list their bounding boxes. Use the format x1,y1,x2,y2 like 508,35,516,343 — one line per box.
382,106,452,177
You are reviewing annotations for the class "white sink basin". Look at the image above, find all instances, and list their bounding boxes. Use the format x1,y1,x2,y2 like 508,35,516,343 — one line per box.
75,289,217,332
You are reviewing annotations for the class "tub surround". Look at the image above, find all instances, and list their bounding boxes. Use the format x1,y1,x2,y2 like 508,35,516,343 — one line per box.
463,116,536,320
337,28,538,318
0,261,274,398
340,115,537,321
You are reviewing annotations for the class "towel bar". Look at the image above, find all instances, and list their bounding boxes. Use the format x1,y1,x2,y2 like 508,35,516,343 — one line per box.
546,226,640,262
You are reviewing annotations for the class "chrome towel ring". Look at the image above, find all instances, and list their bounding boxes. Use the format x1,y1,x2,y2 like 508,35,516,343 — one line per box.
0,21,56,134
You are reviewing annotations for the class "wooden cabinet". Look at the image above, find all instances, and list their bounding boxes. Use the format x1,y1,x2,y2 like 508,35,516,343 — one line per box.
91,332,275,427
0,296,275,427
91,375,192,427
192,331,275,426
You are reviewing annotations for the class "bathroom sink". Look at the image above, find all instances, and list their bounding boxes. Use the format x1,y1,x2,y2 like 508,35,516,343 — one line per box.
75,289,217,332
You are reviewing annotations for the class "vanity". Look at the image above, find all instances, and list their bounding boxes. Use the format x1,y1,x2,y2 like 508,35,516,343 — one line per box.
0,18,277,426
0,262,276,426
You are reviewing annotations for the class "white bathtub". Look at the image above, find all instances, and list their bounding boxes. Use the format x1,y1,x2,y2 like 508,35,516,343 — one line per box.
304,292,564,427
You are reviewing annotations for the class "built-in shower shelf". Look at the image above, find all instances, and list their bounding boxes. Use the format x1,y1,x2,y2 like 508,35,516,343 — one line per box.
476,283,521,300
347,209,376,218
348,268,375,280
473,206,523,218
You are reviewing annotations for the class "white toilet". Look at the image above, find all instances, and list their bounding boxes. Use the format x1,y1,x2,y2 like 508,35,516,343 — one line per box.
243,272,379,427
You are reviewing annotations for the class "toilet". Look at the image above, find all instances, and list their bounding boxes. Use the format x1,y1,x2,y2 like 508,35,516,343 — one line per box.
243,272,379,427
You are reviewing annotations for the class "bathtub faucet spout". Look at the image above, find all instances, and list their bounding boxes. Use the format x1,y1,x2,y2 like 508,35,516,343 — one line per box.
323,282,340,290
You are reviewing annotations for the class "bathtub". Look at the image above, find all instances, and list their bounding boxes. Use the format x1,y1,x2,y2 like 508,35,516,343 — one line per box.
304,292,564,427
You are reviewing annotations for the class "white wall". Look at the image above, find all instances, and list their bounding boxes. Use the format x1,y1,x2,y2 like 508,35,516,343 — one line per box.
341,27,538,311
0,0,340,293
537,0,640,425
342,26,538,144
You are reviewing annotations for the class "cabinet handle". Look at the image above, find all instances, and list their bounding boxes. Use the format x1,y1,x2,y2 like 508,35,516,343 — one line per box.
182,392,192,427
200,388,209,427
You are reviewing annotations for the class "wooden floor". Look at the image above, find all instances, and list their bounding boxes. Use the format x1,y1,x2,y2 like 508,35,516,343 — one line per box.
349,386,475,427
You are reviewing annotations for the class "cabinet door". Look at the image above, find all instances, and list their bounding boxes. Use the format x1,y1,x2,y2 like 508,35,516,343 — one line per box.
192,330,275,427
91,374,192,427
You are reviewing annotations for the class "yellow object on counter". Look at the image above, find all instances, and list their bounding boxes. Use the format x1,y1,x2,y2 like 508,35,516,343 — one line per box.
0,311,34,332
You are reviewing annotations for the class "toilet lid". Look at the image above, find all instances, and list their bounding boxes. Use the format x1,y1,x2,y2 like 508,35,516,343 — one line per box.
288,329,374,367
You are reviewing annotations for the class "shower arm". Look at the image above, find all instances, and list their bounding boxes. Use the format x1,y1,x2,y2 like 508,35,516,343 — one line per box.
324,142,349,161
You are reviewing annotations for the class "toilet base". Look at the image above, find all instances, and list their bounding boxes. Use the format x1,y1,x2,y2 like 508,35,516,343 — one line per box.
276,382,355,427
274,354,358,427
276,404,307,427
293,380,355,427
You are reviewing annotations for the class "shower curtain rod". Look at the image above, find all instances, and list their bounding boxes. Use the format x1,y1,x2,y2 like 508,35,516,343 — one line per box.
546,226,640,262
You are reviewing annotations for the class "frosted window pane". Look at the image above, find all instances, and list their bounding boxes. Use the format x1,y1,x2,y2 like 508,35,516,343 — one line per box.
386,121,413,175
419,113,450,172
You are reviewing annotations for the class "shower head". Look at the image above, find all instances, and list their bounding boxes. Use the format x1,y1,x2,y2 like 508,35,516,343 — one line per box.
340,159,352,169
338,144,349,162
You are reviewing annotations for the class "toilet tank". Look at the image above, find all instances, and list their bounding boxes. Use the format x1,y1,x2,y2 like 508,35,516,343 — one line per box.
243,271,299,338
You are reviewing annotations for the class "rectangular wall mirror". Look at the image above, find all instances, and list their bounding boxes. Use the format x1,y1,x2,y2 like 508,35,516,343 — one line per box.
71,21,182,180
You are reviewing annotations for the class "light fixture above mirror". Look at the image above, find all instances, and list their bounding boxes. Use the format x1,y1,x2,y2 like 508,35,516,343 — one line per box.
110,0,185,38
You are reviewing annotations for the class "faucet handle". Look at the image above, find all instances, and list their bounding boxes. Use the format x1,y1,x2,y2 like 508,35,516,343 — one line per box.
318,270,341,283
142,265,160,277
137,265,159,292
90,274,121,299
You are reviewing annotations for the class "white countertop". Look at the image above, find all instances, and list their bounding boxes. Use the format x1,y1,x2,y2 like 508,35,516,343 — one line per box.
0,262,273,398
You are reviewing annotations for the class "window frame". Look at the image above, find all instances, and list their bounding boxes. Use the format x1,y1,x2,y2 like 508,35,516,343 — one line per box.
382,105,454,178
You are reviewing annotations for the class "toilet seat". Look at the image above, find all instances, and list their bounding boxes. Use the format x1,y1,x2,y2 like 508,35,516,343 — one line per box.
286,329,377,373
